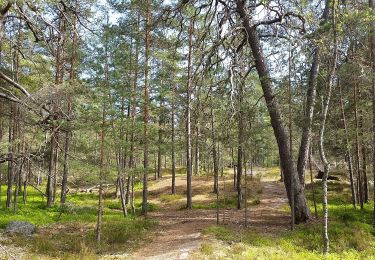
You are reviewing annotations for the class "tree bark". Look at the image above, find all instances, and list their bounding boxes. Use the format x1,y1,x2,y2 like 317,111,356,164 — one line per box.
236,0,310,223
297,49,319,186
338,81,357,208
237,80,244,210
157,98,163,179
142,3,150,215
369,0,375,227
171,83,176,194
128,13,140,204
6,103,14,208
186,19,193,209
354,81,364,209
211,106,218,194
319,1,338,254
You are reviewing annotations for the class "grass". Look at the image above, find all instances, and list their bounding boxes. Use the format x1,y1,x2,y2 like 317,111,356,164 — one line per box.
0,185,157,258
7,218,155,258
159,193,184,203
197,176,375,260
201,222,375,259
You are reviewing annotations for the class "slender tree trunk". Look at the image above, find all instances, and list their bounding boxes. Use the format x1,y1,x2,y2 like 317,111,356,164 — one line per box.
157,99,163,179
354,81,364,209
319,1,337,255
61,129,71,204
48,9,64,207
23,158,29,204
13,157,24,213
128,13,140,203
6,103,14,208
237,80,244,210
289,49,295,231
297,48,320,186
116,153,127,217
360,114,369,203
186,20,193,209
309,150,318,218
171,84,176,194
96,13,110,242
369,0,375,227
211,105,218,194
338,81,357,208
52,139,59,203
47,131,55,208
194,126,200,176
142,3,151,215
244,151,248,227
60,0,78,204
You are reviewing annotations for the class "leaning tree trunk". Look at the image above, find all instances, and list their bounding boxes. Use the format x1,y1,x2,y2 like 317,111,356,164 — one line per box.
236,0,310,223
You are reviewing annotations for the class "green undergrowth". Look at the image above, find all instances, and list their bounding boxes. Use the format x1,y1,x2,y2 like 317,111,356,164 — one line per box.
0,184,157,258
0,185,157,228
201,222,375,259
158,167,188,177
6,218,156,259
159,193,184,203
198,179,375,259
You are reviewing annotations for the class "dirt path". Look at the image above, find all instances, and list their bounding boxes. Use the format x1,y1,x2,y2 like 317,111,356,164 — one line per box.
129,173,290,260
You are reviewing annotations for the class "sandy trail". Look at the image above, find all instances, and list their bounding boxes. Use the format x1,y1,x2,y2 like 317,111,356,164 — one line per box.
129,172,290,260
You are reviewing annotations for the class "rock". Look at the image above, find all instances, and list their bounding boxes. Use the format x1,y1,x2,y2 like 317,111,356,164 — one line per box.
316,170,341,181
5,221,36,236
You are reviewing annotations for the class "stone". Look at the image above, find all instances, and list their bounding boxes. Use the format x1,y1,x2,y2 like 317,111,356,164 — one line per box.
5,221,36,236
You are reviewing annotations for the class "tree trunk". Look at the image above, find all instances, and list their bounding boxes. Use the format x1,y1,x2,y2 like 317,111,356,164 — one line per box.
171,84,176,194
297,49,319,186
128,13,140,204
338,81,357,208
6,103,14,208
236,0,310,223
52,138,59,203
142,3,150,215
186,20,193,209
244,151,248,227
237,80,244,210
61,130,71,204
354,81,364,209
360,112,369,203
369,0,375,227
46,131,55,208
319,1,337,254
309,150,318,218
157,100,163,179
211,105,218,194
288,49,295,231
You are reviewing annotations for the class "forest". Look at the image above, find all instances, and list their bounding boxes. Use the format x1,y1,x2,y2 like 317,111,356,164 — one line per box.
0,0,374,259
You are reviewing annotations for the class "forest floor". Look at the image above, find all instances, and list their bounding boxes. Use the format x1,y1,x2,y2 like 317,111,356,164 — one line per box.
128,169,290,259
1,167,375,259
